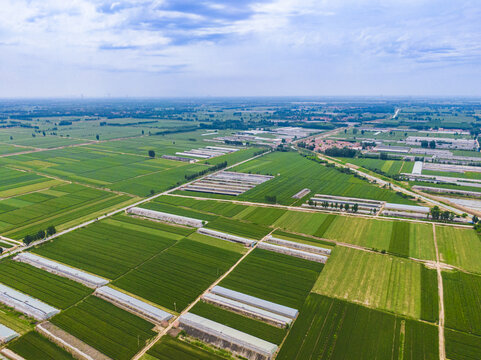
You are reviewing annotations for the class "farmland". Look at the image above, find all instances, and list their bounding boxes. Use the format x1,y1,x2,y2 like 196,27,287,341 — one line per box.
445,329,481,360
276,294,438,360
146,335,227,360
0,261,91,309
220,248,324,309
33,215,185,279
204,217,271,240
339,157,415,176
436,226,481,274
313,247,437,320
225,151,416,205
1,99,480,360
51,296,156,360
113,239,243,311
0,182,136,239
7,331,76,360
190,301,287,344
443,271,481,336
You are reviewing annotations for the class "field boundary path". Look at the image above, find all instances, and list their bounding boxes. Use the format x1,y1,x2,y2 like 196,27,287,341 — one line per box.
433,224,446,360
131,228,277,360
0,150,271,260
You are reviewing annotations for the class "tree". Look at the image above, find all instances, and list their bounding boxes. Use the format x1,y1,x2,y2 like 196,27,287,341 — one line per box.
308,199,314,206
380,152,389,160
37,229,46,239
361,130,365,135
473,215,479,224
352,128,358,134
96,134,100,140
46,225,56,236
353,203,358,213
344,129,347,134
9,136,13,140
344,203,349,212
24,234,34,245
150,189,155,195
148,150,155,158
429,140,436,149
430,206,441,220
421,140,429,148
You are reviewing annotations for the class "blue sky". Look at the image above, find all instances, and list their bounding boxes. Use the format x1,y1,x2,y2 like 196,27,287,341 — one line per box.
1,0,480,97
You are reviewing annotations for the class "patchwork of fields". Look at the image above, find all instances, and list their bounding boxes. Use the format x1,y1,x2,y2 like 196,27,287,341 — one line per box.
0,128,478,360
196,151,417,205
0,181,135,239
51,296,157,360
277,294,438,360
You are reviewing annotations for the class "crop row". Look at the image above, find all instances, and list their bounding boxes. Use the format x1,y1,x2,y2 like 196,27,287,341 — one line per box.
33,217,181,279
113,239,242,311
277,293,438,360
7,331,75,360
220,248,324,309
51,296,156,360
0,261,91,309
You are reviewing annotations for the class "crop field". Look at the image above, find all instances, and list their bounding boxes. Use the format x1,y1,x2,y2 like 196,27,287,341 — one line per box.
272,229,335,249
140,201,218,222
33,215,184,279
0,167,63,198
146,335,226,360
153,195,250,217
113,239,243,311
273,212,436,260
436,226,481,274
0,145,213,197
422,169,481,180
0,182,135,239
190,301,287,344
313,247,438,320
226,152,417,205
0,260,92,309
236,206,287,226
340,157,415,175
0,143,27,155
443,271,481,336
7,331,76,360
204,217,271,239
186,232,247,254
51,296,156,360
277,294,438,360
220,248,324,309
445,329,481,360
0,303,35,334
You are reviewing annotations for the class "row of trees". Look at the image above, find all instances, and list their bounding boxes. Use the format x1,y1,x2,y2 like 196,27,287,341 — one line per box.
184,161,228,181
427,206,455,222
23,225,56,245
308,199,360,213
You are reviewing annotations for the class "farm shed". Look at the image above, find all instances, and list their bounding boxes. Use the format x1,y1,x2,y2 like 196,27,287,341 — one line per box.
161,155,197,163
266,236,331,256
95,286,173,324
14,253,108,289
384,203,430,214
197,228,256,246
127,207,204,228
178,313,278,360
292,188,310,199
412,161,423,175
0,324,18,343
0,284,60,320
203,293,292,327
210,286,298,319
257,242,328,264
182,171,273,196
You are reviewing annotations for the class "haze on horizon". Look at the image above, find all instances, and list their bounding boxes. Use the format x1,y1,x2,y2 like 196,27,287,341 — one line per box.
1,0,480,98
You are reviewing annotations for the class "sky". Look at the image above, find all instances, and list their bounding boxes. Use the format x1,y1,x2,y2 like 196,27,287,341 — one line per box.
1,0,480,97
